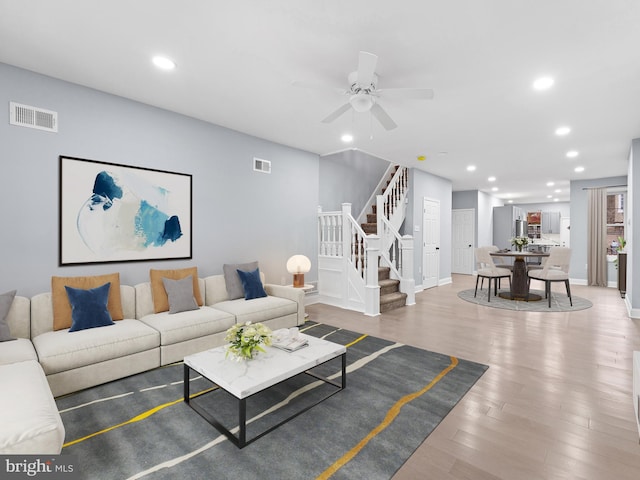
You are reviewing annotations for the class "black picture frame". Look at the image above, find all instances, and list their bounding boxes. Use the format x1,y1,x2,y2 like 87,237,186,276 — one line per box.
59,155,192,265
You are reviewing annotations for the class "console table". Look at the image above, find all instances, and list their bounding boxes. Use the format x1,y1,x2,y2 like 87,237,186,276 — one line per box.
618,252,627,298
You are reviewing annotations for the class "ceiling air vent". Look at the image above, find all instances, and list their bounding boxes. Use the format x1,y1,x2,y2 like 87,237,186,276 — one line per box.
9,102,58,132
253,157,271,174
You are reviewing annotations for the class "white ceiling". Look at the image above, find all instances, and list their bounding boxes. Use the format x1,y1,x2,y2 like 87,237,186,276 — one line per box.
2,0,640,203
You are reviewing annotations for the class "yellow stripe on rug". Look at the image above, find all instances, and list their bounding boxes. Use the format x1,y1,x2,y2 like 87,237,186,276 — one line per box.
316,356,459,480
62,387,216,448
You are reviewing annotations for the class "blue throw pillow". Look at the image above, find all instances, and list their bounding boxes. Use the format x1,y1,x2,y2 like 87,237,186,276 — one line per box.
236,268,267,300
65,282,115,332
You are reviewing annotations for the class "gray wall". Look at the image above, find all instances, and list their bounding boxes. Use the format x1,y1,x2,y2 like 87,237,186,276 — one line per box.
569,175,627,282
452,190,503,249
318,149,390,217
406,169,453,286
0,63,319,296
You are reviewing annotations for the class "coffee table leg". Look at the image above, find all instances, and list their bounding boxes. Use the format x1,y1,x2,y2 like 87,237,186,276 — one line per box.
184,364,190,404
341,352,347,389
238,398,247,448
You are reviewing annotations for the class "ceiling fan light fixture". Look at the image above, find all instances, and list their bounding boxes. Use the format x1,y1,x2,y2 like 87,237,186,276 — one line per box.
350,93,374,113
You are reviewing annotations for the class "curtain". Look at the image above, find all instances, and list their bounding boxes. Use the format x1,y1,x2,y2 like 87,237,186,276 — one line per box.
587,187,607,286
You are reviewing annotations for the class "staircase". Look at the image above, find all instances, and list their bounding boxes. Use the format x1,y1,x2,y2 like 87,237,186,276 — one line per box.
378,265,408,312
317,164,414,316
360,169,408,313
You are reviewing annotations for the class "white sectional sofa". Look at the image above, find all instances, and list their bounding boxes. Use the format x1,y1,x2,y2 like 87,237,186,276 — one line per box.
31,285,161,397
0,267,304,454
135,273,305,366
0,295,65,455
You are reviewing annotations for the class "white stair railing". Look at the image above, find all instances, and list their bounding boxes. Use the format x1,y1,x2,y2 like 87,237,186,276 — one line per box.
379,216,416,305
318,203,380,316
376,166,415,304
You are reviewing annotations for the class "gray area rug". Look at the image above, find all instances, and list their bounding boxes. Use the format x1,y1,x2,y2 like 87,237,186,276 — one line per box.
56,322,487,480
458,288,592,311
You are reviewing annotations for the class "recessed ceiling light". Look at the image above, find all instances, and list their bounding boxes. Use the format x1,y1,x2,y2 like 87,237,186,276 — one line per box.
533,76,554,90
466,165,476,172
555,189,561,193
546,181,555,187
341,134,353,143
555,126,571,136
152,56,176,70
492,187,498,192
554,198,559,202
574,166,585,172
488,176,496,182
507,200,513,203
547,195,553,198
566,150,579,158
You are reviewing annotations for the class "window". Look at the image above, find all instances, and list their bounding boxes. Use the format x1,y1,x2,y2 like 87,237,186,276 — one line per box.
606,191,625,254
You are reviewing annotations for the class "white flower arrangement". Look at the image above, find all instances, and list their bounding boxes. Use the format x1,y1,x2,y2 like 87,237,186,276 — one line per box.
511,236,529,251
225,321,272,361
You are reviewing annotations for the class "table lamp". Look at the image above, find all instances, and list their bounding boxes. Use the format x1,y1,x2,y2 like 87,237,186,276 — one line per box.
286,255,311,287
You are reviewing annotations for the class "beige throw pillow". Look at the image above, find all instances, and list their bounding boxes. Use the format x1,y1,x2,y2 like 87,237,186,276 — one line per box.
150,267,203,313
52,273,124,331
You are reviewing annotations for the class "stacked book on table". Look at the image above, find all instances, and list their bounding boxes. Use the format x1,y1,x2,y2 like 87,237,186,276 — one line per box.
271,329,309,352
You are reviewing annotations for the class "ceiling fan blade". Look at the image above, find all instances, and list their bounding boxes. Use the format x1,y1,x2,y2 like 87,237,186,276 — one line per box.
321,103,352,123
370,103,397,130
377,87,434,100
357,51,378,87
291,80,347,96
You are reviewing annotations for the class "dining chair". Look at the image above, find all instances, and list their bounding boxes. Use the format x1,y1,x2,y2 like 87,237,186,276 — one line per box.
489,245,513,271
527,247,572,307
474,246,511,302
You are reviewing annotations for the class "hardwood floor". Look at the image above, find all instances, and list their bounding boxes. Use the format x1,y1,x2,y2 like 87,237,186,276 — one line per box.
306,274,640,479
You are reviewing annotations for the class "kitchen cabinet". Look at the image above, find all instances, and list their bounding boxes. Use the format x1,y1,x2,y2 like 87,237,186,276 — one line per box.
542,211,561,234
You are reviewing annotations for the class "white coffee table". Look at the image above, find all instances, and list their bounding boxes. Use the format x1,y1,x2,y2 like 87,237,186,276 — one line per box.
183,333,346,448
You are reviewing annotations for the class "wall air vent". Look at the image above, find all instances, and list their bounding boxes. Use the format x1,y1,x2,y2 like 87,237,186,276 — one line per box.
253,157,271,174
9,102,58,132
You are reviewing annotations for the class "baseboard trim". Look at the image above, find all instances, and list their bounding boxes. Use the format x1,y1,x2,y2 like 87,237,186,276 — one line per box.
439,277,453,286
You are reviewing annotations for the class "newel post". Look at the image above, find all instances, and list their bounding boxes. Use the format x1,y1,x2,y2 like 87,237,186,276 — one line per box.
400,235,416,305
364,234,381,316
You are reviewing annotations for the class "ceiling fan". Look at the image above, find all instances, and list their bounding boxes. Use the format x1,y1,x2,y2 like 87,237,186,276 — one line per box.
293,51,434,131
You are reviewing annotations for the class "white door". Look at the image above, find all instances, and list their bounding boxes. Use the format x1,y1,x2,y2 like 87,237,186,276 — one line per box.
423,198,440,289
452,209,475,274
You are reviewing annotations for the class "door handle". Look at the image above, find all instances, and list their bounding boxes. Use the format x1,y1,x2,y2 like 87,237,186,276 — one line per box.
436,247,440,250
468,244,472,247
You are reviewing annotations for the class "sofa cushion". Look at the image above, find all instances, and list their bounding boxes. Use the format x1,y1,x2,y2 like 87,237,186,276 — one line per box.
0,290,17,342
150,267,203,313
162,276,199,314
66,282,115,332
32,319,159,375
236,268,267,300
223,261,258,300
0,338,38,365
213,296,297,325
52,273,124,331
0,360,65,454
139,306,235,346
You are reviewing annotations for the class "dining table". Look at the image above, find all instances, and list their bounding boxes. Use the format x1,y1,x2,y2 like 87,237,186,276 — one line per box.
490,250,550,301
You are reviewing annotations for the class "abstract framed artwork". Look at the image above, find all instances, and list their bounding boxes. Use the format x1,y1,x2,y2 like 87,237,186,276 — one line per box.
59,156,192,265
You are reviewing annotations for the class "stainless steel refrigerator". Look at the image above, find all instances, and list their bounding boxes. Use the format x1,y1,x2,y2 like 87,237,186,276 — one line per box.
515,219,528,238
